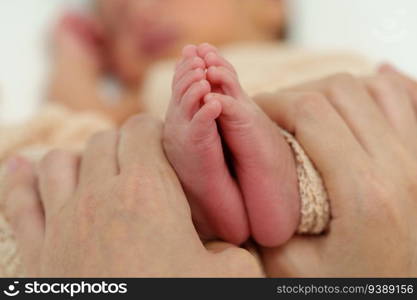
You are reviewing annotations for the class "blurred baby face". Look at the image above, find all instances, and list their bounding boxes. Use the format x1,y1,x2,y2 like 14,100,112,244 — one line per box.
96,0,282,83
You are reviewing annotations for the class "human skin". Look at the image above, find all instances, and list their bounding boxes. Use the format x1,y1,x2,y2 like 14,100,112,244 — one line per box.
1,115,263,277
255,67,417,276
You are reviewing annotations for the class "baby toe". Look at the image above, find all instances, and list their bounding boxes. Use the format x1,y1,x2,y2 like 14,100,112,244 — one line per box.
182,44,198,58
207,66,243,99
189,100,222,141
173,56,205,85
172,68,206,101
180,79,211,119
197,43,218,58
204,52,237,75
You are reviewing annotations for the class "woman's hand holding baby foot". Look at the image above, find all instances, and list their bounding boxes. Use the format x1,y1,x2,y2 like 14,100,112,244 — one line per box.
2,115,262,277
164,44,301,247
163,45,250,244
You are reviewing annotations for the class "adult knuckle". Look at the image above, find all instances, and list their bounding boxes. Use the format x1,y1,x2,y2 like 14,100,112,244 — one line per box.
367,77,383,92
41,149,72,168
39,150,76,184
89,130,106,142
88,130,116,146
295,92,328,119
325,73,358,96
328,72,357,88
123,114,163,133
368,75,396,95
380,72,402,87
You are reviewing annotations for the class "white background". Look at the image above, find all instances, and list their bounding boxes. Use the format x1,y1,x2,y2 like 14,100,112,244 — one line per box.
287,0,417,74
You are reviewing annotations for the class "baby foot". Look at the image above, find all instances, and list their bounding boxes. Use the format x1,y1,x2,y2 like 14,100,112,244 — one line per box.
163,45,249,245
197,43,300,247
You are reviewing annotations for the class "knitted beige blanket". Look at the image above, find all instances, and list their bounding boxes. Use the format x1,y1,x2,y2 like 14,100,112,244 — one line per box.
0,43,373,276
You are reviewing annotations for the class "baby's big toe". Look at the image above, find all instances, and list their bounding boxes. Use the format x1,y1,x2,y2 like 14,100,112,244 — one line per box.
182,44,198,58
173,56,205,86
207,66,243,99
204,52,238,76
197,43,218,58
188,100,222,143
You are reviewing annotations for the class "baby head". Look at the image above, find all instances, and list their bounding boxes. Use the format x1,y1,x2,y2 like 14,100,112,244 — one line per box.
95,0,284,84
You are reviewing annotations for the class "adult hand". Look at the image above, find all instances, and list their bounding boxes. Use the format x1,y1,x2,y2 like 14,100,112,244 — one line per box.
255,70,417,276
2,115,262,277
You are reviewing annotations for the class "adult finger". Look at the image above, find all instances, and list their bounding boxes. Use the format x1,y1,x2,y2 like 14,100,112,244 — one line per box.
38,150,79,219
206,241,264,277
118,114,165,173
365,72,417,152
296,74,396,157
79,130,119,189
3,156,44,276
379,64,417,119
262,235,324,277
256,91,367,218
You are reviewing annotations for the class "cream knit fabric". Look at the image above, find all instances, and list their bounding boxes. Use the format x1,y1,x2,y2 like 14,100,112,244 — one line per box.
0,214,21,276
282,130,330,234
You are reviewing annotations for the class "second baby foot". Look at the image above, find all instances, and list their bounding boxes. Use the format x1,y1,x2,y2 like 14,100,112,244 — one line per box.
163,45,249,245
198,43,301,247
